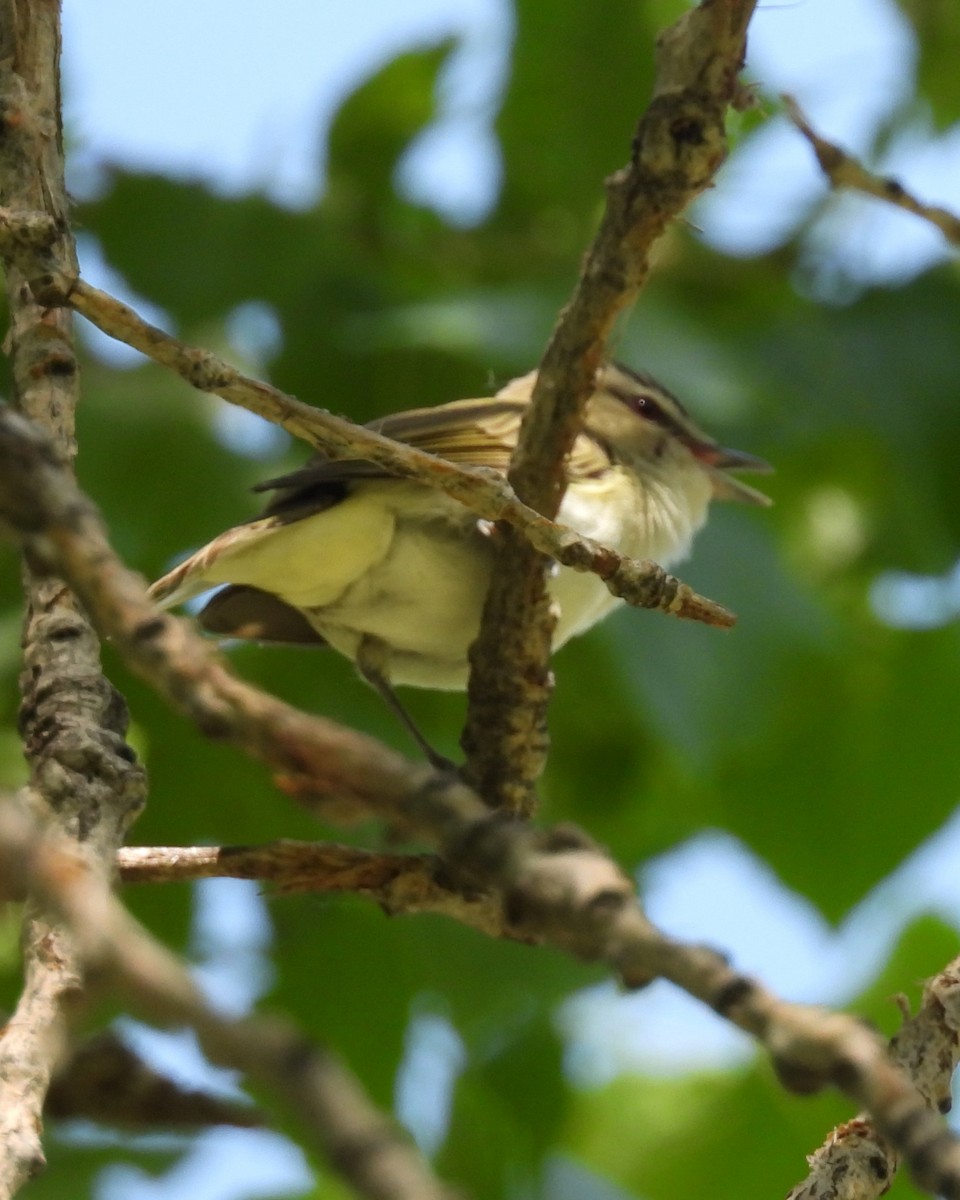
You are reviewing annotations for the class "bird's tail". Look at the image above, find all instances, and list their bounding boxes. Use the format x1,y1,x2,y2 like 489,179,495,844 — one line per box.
148,519,280,608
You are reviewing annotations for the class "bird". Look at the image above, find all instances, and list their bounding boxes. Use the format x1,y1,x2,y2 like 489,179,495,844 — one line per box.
149,362,771,763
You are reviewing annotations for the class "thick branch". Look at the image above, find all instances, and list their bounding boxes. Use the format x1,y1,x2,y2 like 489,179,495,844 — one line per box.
461,0,759,812
0,8,146,1194
785,96,960,245
0,394,958,1198
787,958,960,1199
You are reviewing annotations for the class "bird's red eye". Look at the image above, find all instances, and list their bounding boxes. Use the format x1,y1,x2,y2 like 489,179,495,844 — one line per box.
632,393,668,424
607,379,673,429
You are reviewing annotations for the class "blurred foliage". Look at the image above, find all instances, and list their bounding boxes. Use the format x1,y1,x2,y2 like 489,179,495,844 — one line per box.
559,917,957,1200
1,0,959,1197
898,0,960,128
20,1140,179,1200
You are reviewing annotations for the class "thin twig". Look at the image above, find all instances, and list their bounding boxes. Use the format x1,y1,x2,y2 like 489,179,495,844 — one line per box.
785,95,960,246
1,404,959,1198
461,0,760,813
118,840,516,941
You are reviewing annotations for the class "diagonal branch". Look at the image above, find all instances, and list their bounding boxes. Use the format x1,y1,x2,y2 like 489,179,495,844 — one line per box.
122,840,960,1200
1,378,959,1199
785,95,960,245
119,836,960,1200
46,1029,263,1131
461,0,760,814
786,957,960,1200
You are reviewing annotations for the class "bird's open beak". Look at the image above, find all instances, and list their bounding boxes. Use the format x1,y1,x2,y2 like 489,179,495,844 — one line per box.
686,441,774,506
688,443,773,473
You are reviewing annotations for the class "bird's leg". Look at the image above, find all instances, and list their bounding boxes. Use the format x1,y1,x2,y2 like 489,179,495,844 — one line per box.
356,636,457,773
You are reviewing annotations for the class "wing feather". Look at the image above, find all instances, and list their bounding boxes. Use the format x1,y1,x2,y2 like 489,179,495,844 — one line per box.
256,393,612,516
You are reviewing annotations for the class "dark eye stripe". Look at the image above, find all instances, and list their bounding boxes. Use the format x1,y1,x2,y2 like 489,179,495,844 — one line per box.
607,364,690,415
605,383,686,438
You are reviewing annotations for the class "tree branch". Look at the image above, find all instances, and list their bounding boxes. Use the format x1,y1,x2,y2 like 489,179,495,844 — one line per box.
0,7,146,1193
1,404,958,1198
785,95,960,245
786,956,960,1199
461,0,759,813
119,839,960,1200
46,1029,263,1131
117,840,516,941
0,799,459,1200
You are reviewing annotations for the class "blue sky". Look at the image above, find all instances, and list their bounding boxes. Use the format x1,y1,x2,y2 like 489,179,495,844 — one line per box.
62,0,960,280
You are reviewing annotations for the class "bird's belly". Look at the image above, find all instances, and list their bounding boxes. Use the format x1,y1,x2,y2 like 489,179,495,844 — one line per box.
312,520,623,688
550,564,621,647
315,520,493,688
547,467,708,645
310,467,710,689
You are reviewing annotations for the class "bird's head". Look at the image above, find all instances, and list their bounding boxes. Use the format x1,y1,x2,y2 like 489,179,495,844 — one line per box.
584,363,772,506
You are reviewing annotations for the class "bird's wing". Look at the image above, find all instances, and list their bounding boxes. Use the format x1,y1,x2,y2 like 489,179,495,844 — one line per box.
380,398,611,477
373,397,522,470
256,395,610,516
254,398,523,515
151,483,396,612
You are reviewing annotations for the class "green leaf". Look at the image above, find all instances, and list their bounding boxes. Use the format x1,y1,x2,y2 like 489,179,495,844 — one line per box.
327,42,457,205
561,1065,849,1200
495,0,676,225
268,894,590,1111
897,1,960,128
439,1014,568,1199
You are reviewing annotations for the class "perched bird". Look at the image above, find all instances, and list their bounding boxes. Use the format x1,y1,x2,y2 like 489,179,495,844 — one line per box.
150,363,770,760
